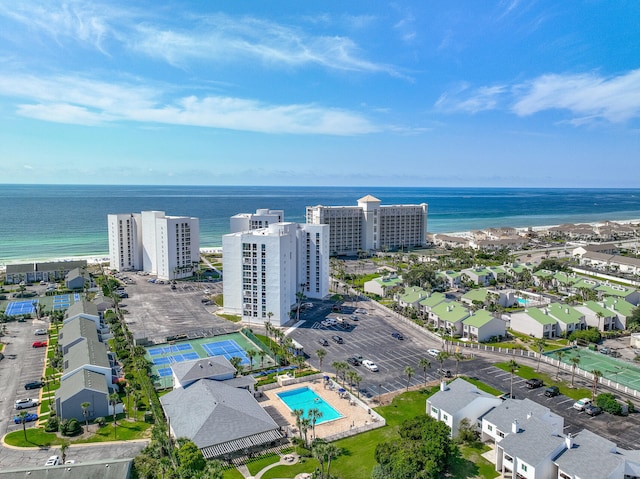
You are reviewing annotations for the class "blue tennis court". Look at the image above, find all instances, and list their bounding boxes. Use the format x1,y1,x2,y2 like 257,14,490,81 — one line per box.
5,300,38,316
148,344,193,356
152,352,199,365
158,368,173,377
202,339,250,365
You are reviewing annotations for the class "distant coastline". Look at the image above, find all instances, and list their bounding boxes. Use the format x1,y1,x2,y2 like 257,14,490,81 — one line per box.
2,218,638,274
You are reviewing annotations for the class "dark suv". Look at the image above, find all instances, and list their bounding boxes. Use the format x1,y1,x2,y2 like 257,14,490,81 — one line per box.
331,335,344,344
25,381,44,390
347,356,361,366
544,386,560,397
525,378,544,389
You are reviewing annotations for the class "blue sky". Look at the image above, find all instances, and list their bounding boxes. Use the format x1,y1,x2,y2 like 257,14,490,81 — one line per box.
0,1,638,187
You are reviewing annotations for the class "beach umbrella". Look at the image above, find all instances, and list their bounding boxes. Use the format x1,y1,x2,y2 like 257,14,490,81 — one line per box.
323,375,329,381
338,388,346,393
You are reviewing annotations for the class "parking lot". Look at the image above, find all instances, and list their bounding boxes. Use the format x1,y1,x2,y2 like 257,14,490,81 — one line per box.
0,318,50,437
117,274,235,343
289,297,452,400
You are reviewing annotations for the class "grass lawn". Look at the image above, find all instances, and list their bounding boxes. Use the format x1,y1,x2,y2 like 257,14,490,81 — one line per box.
246,453,280,475
222,467,245,479
460,376,503,396
495,361,591,399
4,419,151,447
451,443,500,479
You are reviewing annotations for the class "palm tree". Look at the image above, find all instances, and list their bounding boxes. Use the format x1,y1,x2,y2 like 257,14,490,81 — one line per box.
81,402,91,431
404,366,415,391
591,369,603,399
346,370,357,393
18,411,29,441
258,349,267,369
533,338,547,371
300,417,312,446
246,350,257,371
308,408,323,442
436,351,449,374
596,311,604,331
108,392,120,439
325,443,341,478
124,385,134,419
312,442,328,478
555,350,565,379
316,348,327,371
332,361,346,385
60,441,69,464
291,408,304,441
570,356,581,387
508,359,518,399
353,373,362,398
229,356,243,376
418,358,431,386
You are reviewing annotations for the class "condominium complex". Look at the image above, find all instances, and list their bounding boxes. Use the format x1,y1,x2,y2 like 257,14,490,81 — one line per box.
222,222,329,327
306,195,428,256
107,211,200,280
230,208,284,233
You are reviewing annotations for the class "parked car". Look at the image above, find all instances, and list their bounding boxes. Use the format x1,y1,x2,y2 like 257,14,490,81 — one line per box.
427,348,441,357
331,335,344,344
573,398,592,411
45,455,60,467
14,412,38,424
349,315,359,321
321,320,335,328
544,386,560,397
25,380,44,390
355,308,367,314
362,360,379,372
318,338,329,347
34,329,47,335
585,404,603,416
15,398,39,409
600,347,611,355
437,368,452,378
347,356,361,366
525,378,544,389
32,341,47,348
391,331,404,340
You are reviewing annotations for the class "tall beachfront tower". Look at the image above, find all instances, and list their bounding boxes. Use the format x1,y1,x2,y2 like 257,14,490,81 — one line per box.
222,222,329,327
229,209,284,233
107,211,199,280
306,195,428,256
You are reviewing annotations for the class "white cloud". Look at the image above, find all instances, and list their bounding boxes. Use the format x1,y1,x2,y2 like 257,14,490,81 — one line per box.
512,69,640,123
0,73,378,135
435,83,507,114
436,69,640,124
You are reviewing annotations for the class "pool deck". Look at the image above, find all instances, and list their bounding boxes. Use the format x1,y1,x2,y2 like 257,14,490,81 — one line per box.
261,378,375,439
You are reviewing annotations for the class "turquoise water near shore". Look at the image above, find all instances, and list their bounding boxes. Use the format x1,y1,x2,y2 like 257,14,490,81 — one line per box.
1,185,640,264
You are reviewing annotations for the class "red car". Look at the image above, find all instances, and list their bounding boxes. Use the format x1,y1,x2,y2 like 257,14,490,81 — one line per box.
32,341,47,348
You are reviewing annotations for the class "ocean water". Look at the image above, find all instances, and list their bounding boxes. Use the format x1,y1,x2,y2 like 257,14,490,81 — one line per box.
1,185,640,264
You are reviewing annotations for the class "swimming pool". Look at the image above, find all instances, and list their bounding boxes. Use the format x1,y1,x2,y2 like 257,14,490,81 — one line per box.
276,387,342,424
517,298,530,305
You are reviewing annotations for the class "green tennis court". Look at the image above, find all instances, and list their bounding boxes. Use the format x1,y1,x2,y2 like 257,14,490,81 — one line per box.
547,348,640,391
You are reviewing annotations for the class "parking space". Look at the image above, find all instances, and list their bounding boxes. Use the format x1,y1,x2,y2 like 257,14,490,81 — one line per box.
0,319,49,436
290,299,448,400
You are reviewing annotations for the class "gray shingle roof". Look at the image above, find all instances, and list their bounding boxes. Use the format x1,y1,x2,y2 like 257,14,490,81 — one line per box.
172,356,237,385
554,429,623,479
0,458,132,479
160,379,279,450
56,369,109,402
65,338,110,370
65,299,99,319
428,378,498,415
60,317,100,350
498,415,564,466
484,398,561,435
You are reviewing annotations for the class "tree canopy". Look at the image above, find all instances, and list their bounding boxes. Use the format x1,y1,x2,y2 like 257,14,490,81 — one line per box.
373,415,457,479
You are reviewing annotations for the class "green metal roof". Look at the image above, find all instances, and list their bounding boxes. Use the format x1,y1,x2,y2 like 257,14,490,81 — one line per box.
583,301,615,318
595,283,634,297
554,272,580,285
462,288,490,303
603,296,636,317
419,292,447,308
431,301,470,323
573,279,599,290
374,275,403,287
533,269,554,278
525,307,558,325
462,309,495,328
399,286,427,304
548,303,583,324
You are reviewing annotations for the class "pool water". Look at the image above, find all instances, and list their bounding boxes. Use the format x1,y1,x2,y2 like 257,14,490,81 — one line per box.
276,387,342,424
517,298,529,305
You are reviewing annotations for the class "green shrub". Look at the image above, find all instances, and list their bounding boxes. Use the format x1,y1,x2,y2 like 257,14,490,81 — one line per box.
595,393,623,415
95,417,106,427
628,400,636,413
568,329,601,344
45,416,59,432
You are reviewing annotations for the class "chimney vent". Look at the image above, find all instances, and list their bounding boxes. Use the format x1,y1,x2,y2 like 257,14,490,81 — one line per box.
512,420,520,434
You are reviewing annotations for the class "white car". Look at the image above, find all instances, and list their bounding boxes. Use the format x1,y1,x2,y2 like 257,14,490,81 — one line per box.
34,329,47,335
428,348,441,357
573,398,592,411
303,302,314,308
45,455,60,466
15,398,39,409
362,360,379,372
321,320,336,327
355,308,367,314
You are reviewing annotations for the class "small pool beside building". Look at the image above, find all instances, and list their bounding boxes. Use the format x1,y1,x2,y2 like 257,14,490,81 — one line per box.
276,387,342,424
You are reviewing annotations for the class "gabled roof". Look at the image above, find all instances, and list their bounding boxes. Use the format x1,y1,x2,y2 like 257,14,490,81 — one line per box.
603,296,635,317
522,308,557,326
399,286,427,304
547,303,583,324
580,301,616,318
463,310,497,328
66,299,99,319
498,415,564,466
429,378,499,415
56,369,109,402
462,288,490,303
0,458,132,479
483,398,560,435
357,194,381,203
60,316,100,349
65,338,110,370
172,356,237,385
554,429,622,478
419,292,447,308
431,301,470,323
160,379,279,450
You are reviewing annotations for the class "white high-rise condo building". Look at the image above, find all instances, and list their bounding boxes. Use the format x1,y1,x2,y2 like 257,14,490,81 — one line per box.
108,211,200,280
306,195,428,256
230,209,284,233
222,222,329,327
